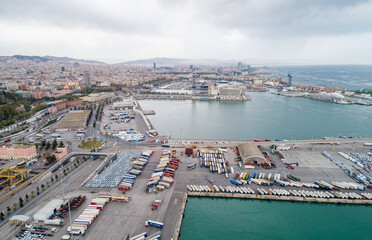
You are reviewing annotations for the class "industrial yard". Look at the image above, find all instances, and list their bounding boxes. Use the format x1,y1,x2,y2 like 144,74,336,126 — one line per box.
0,140,371,240
57,111,91,130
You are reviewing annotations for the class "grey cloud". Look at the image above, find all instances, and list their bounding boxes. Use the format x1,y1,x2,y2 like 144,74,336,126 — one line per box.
1,0,371,37
0,0,372,63
192,0,372,37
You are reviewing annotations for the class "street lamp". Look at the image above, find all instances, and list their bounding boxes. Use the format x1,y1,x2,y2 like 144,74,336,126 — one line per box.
60,167,73,238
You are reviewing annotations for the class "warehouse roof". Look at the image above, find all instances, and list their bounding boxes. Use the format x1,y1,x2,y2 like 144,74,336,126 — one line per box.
237,143,268,164
33,199,65,221
9,215,30,222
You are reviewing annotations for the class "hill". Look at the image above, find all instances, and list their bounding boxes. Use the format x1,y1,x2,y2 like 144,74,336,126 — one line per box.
11,55,106,64
117,57,237,66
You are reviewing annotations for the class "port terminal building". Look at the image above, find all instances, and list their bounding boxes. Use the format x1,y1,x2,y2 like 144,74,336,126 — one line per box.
237,143,269,166
0,144,37,160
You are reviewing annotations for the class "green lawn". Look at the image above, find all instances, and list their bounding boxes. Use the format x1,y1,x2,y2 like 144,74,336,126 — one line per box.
78,139,103,149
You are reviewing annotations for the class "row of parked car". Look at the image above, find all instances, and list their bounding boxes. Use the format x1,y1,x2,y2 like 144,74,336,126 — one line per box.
16,225,58,239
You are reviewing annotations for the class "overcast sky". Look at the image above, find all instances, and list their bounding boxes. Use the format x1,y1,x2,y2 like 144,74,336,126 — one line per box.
1,0,372,64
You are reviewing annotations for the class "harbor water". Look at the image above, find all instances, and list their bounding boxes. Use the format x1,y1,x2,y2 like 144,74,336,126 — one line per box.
179,197,372,240
267,65,372,90
139,92,372,140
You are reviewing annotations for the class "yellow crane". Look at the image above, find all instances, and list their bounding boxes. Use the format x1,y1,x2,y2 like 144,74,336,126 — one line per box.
0,168,30,186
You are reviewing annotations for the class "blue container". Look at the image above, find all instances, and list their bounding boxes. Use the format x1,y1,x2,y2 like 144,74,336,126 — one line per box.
230,179,240,185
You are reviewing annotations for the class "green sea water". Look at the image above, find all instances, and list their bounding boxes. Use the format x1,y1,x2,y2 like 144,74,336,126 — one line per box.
139,92,372,140
179,197,372,240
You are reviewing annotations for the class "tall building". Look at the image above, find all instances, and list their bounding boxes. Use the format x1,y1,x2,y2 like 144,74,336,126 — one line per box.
288,73,293,86
237,62,243,72
218,67,223,74
61,66,65,72
153,62,156,70
84,71,91,87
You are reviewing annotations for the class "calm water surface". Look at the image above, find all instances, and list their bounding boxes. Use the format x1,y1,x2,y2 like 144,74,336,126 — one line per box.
139,92,372,140
179,197,372,240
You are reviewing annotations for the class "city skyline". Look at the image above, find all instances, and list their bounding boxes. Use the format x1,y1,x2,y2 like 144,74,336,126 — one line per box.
1,0,372,65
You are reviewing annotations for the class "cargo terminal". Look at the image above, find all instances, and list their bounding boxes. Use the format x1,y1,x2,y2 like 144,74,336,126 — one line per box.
0,138,371,240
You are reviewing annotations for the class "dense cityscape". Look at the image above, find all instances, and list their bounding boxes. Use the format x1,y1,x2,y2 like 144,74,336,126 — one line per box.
1,1,372,240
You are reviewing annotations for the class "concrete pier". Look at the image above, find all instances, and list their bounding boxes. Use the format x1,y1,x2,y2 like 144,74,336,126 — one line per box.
186,192,372,205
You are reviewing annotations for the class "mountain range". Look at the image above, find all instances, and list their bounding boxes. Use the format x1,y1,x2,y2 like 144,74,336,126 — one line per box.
10,55,105,64
4,55,243,66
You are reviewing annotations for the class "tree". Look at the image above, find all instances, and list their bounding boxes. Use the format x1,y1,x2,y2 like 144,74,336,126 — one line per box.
51,176,54,182
6,206,11,216
93,120,96,128
41,184,45,190
45,141,51,150
36,187,40,195
66,141,72,150
31,191,34,198
47,154,56,164
0,211,4,221
25,194,29,202
19,197,24,208
52,139,57,149
55,174,59,181
41,139,46,147
13,202,17,212
59,141,64,147
46,181,50,187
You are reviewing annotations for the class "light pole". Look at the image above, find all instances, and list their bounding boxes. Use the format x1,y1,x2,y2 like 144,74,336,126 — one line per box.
60,168,73,238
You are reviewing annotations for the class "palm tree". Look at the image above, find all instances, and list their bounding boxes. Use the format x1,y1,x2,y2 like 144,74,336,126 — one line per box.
19,197,24,208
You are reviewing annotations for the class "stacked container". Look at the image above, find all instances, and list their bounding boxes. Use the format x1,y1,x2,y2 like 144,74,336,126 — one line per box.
69,197,109,236
199,149,228,174
147,150,179,190
117,150,153,191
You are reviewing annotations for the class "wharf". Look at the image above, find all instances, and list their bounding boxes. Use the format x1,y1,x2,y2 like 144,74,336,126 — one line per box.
187,192,372,205
135,94,251,101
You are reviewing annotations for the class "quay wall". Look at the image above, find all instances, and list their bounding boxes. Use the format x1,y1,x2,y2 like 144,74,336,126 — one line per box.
173,192,371,239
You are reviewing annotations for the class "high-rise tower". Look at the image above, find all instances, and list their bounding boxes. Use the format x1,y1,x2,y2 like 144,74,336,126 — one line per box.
84,71,91,87
237,61,243,72
288,73,293,86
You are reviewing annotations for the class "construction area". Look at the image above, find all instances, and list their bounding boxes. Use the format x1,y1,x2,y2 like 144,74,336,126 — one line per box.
57,110,90,130
0,140,371,240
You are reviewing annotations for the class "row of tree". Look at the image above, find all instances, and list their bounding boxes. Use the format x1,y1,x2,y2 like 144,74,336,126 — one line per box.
39,139,64,150
93,102,105,128
0,157,89,221
86,109,93,127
